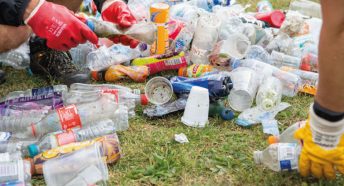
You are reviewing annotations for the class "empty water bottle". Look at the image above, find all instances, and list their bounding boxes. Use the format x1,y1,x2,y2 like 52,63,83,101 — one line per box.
254,143,300,172
70,83,132,93
0,141,36,154
0,43,30,70
27,119,116,157
0,159,32,185
271,51,301,69
27,94,120,138
268,121,306,144
70,42,96,71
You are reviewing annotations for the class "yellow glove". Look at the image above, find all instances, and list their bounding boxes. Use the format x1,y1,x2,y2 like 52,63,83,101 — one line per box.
294,107,344,179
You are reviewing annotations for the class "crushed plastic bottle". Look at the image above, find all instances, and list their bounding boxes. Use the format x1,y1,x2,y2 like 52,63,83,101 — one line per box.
245,45,271,64
70,42,96,71
254,143,300,172
0,141,36,154
268,121,306,144
271,51,301,69
27,119,116,157
87,44,142,71
27,94,125,138
0,159,32,185
144,96,187,117
0,42,30,70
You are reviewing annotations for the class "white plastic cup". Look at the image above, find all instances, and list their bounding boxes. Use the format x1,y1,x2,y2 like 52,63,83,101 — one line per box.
191,14,221,65
145,77,173,105
228,67,259,112
181,86,209,128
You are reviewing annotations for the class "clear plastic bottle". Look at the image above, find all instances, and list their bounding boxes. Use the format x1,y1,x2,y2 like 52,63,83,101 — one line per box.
271,51,301,69
256,76,283,111
245,45,271,64
27,94,122,138
268,121,306,144
237,59,301,97
289,0,321,18
86,45,142,71
4,85,67,101
0,141,35,154
27,119,116,157
70,42,96,71
253,143,300,172
68,84,148,117
190,14,221,64
0,46,30,70
0,159,32,185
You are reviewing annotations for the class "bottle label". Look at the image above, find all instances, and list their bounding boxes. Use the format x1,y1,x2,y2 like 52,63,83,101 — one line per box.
278,143,297,170
32,86,54,96
101,89,119,103
57,105,82,130
55,130,77,146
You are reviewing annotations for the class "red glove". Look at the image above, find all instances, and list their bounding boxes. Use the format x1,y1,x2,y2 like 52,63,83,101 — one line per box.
26,0,98,51
101,0,139,48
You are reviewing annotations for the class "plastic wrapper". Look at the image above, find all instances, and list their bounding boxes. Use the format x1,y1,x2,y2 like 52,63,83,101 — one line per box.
144,97,187,117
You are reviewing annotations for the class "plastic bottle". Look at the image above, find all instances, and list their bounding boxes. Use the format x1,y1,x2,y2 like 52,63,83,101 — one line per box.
3,85,67,101
132,52,187,74
271,51,301,69
27,119,116,157
268,121,306,144
256,76,283,111
150,3,170,55
190,14,221,64
0,44,30,70
178,64,214,78
87,45,141,71
190,0,228,12
0,141,35,154
209,101,234,120
70,42,96,71
255,10,285,28
280,67,318,95
70,83,132,93
91,65,149,83
27,94,122,138
253,143,300,171
289,0,321,18
235,59,301,97
127,0,156,21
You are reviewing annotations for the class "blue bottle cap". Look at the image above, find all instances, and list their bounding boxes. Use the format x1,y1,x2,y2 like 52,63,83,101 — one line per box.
28,144,39,158
220,108,235,121
86,20,95,32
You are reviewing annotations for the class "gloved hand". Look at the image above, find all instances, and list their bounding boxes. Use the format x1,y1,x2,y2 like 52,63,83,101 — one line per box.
101,0,139,48
25,0,98,51
294,106,344,179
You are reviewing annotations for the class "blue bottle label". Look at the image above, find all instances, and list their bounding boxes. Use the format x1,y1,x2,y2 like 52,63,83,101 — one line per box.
280,160,292,170
32,86,54,96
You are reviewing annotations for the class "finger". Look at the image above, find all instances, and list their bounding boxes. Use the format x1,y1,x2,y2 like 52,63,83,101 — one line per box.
310,162,323,179
323,164,336,180
109,36,120,44
67,37,79,48
80,25,98,44
298,153,311,177
294,127,305,140
118,18,133,28
130,39,140,49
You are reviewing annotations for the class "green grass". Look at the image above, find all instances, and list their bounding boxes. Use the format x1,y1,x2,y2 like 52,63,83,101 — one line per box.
2,0,342,185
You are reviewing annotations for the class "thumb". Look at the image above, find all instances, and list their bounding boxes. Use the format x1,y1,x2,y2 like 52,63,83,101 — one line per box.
80,25,98,44
294,127,305,140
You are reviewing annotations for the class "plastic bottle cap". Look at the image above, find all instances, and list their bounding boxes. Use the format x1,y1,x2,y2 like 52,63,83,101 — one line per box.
91,71,99,81
220,109,235,121
28,144,39,158
268,136,279,144
253,151,263,164
140,94,149,105
270,10,285,28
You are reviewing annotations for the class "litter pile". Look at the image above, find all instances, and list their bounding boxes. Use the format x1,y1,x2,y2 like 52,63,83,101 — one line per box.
0,0,322,185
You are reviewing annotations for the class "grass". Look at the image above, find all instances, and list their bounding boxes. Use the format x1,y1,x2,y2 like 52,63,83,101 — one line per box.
2,0,342,185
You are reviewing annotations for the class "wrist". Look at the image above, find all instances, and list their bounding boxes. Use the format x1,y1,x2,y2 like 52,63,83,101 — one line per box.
24,0,45,24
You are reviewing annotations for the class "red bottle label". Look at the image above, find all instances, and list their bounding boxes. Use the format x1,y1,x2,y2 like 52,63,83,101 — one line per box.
55,130,76,146
101,89,119,103
57,105,82,130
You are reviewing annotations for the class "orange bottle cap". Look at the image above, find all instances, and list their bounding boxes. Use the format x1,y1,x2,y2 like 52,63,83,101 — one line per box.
268,136,279,144
91,71,99,81
178,67,186,77
140,94,149,105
